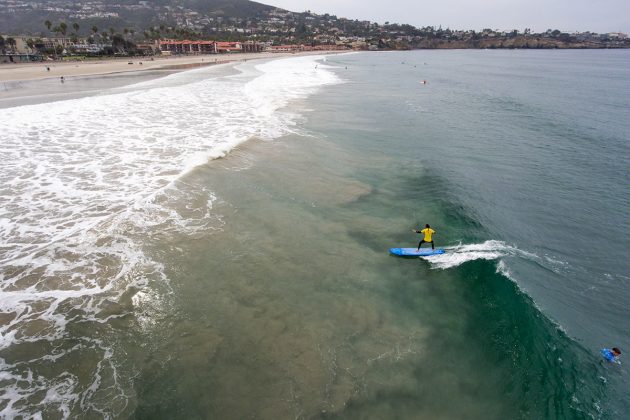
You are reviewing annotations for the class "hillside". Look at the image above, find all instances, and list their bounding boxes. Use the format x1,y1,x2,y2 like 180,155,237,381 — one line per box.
1,0,627,49
0,0,277,35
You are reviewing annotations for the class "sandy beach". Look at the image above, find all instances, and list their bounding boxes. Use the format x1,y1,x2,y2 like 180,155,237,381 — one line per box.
0,51,335,83
0,50,343,108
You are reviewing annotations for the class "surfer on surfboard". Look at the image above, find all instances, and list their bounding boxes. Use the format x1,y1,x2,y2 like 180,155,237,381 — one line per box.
601,347,621,363
412,224,436,251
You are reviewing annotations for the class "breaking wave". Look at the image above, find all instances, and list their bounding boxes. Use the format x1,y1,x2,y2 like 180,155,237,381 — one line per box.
0,55,341,417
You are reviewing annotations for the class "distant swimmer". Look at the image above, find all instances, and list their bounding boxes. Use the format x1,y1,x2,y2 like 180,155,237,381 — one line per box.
60,76,64,83
412,224,436,251
420,80,427,84
601,347,621,363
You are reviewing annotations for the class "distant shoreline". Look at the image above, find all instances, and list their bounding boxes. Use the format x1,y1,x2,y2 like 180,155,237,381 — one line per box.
0,50,341,83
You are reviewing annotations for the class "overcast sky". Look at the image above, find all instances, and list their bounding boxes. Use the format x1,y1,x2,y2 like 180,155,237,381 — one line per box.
264,0,629,34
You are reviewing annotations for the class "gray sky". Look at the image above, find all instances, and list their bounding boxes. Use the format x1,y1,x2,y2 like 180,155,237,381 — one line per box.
264,0,630,34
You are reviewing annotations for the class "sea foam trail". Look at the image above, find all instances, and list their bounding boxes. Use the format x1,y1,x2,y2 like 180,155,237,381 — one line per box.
0,55,341,417
422,240,536,269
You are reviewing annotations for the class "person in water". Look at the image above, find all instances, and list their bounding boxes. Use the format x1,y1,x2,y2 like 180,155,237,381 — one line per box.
413,224,436,250
601,347,621,363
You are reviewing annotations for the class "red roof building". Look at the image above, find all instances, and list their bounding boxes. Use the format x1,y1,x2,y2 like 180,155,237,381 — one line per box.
215,42,242,53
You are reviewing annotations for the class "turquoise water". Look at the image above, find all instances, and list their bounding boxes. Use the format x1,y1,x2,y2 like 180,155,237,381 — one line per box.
1,50,629,418
304,50,630,417
135,50,627,418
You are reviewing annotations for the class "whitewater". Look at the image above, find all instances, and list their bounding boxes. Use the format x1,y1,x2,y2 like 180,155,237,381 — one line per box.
0,55,341,417
2,49,628,419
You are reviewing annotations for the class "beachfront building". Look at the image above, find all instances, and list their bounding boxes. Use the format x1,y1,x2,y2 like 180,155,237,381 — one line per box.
0,35,90,55
215,42,242,53
159,39,218,54
71,43,110,54
0,35,44,62
267,44,302,52
0,36,70,55
241,41,266,53
158,39,269,54
135,42,159,55
266,44,349,53
39,37,75,51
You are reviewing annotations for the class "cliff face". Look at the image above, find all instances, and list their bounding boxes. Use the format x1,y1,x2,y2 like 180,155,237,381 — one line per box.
390,36,628,50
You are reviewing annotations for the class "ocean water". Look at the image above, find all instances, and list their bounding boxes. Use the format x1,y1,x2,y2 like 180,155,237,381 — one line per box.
0,50,629,418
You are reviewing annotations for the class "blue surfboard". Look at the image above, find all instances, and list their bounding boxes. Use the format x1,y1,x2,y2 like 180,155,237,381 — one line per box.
389,248,445,257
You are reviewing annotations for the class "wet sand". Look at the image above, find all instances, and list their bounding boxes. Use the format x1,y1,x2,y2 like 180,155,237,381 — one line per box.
0,51,342,108
0,51,331,83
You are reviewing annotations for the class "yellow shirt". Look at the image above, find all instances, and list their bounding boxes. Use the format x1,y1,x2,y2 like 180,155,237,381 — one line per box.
421,228,435,242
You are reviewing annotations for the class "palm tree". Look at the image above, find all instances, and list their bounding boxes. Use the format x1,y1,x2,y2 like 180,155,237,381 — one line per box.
59,22,68,36
72,22,80,34
44,20,52,32
91,25,98,35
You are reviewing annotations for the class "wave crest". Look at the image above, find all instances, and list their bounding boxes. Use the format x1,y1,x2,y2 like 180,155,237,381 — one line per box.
423,240,530,269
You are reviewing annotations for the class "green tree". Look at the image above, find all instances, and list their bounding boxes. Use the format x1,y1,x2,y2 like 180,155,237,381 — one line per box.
91,25,98,35
34,38,45,53
72,22,80,34
44,20,52,32
111,34,137,54
6,37,17,52
59,22,68,36
0,35,5,54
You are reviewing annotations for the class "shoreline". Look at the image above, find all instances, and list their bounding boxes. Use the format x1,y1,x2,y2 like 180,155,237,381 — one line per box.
0,51,342,83
0,50,346,108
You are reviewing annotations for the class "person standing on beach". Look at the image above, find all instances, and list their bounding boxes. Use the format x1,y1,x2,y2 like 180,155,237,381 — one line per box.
413,224,436,251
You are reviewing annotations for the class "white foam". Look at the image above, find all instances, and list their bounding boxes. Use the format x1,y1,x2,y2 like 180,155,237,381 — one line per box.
0,54,341,416
422,240,526,269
